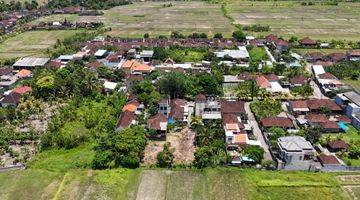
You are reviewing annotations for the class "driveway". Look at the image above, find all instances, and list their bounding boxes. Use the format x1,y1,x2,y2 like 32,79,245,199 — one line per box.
305,62,328,99
244,102,273,161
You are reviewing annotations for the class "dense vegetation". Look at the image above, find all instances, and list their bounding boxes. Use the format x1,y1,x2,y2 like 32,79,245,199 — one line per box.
326,60,360,80
46,0,131,10
192,120,228,168
250,99,282,119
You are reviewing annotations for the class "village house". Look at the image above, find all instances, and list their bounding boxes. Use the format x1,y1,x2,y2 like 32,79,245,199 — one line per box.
260,117,295,131
305,113,341,132
346,50,360,61
298,37,317,47
289,75,309,87
317,154,346,172
94,49,108,59
289,100,310,115
13,57,50,70
194,94,221,120
214,46,249,63
256,75,288,94
327,52,346,63
115,110,136,131
327,140,349,152
277,136,316,170
169,99,189,123
335,91,360,130
304,52,324,63
147,113,168,137
158,98,171,117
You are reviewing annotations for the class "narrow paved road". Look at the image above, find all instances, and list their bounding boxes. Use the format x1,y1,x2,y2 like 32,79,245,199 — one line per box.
305,62,328,99
244,102,272,161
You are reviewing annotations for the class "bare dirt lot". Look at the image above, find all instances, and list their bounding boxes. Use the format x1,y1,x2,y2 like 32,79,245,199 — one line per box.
142,127,195,165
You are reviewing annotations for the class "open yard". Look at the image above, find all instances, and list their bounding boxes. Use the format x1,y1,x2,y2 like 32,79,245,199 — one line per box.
100,1,234,38
225,1,360,41
0,30,81,59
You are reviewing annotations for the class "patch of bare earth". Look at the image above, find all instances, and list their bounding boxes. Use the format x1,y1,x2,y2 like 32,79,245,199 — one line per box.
168,127,195,164
142,127,195,165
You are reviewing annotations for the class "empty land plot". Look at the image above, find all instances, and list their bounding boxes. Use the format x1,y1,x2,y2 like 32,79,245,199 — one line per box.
0,30,81,59
226,1,360,41
100,1,235,38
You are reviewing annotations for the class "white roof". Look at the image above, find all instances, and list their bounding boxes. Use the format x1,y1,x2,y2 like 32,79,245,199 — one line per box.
103,81,117,90
13,57,50,67
223,75,241,83
140,50,154,57
312,65,325,75
58,55,74,60
247,140,261,146
215,46,249,59
269,82,284,92
278,136,314,152
95,49,107,57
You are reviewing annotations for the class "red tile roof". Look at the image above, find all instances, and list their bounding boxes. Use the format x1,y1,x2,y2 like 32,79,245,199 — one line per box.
147,113,167,130
116,110,136,129
328,53,346,62
318,154,341,165
347,50,360,57
86,61,102,69
12,86,32,94
222,113,245,129
170,99,186,120
290,75,308,85
221,100,245,114
320,121,339,130
290,100,308,109
314,60,334,67
307,99,342,111
328,140,349,150
335,115,351,123
256,75,271,89
318,72,337,80
306,113,328,123
299,37,317,45
0,67,12,76
260,117,294,128
264,74,279,82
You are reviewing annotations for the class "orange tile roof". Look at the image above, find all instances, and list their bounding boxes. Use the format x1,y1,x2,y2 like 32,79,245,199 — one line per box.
122,100,140,112
226,123,239,131
16,69,32,78
234,134,248,144
256,75,271,89
132,64,151,72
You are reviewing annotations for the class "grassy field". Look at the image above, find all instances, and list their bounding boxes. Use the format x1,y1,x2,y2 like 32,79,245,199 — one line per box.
225,1,360,41
342,79,360,93
30,2,235,38
0,145,355,200
248,46,268,61
0,168,352,200
0,30,81,59
292,48,351,55
98,1,234,37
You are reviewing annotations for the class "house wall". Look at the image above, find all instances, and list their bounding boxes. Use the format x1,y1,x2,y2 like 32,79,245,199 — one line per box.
195,102,205,116
352,116,360,130
346,104,360,118
321,164,346,172
279,150,312,171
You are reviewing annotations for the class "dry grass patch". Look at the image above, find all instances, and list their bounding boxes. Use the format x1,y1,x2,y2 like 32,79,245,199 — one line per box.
226,1,360,40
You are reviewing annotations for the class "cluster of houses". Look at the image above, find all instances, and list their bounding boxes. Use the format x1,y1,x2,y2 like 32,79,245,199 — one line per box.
1,32,359,171
31,19,103,30
0,6,102,36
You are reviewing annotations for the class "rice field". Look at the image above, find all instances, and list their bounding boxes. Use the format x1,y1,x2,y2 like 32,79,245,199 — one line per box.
0,167,353,200
0,30,81,59
225,1,360,41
